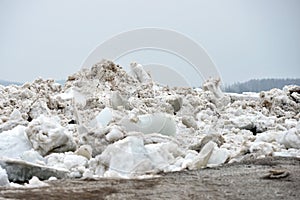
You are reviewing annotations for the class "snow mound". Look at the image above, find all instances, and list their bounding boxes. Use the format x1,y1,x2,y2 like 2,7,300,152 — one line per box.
0,59,299,185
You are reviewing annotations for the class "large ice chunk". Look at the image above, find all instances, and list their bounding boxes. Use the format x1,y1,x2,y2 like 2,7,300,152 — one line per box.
46,152,88,178
130,62,152,84
0,166,9,186
0,109,27,133
95,135,180,177
0,158,69,182
0,126,32,159
187,141,216,170
101,136,152,176
202,78,224,99
280,122,300,149
207,147,230,167
25,115,76,156
120,113,176,136
94,107,113,127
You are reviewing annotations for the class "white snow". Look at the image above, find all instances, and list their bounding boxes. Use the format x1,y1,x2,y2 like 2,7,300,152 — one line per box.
279,122,300,149
0,126,32,159
20,149,45,165
25,176,49,187
45,152,88,178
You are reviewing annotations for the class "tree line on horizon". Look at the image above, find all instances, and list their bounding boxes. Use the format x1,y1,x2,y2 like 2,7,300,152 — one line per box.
223,78,300,93
1,78,300,94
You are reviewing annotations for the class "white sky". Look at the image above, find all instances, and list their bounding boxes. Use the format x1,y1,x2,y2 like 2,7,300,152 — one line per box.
1,0,300,84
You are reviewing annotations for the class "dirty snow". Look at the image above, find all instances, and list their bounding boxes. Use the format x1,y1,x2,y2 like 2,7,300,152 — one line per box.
0,60,299,186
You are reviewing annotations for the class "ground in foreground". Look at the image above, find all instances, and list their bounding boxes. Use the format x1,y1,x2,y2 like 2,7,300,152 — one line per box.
0,156,299,200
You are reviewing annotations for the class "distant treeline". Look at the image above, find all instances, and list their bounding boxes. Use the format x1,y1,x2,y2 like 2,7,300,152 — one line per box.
1,78,300,94
0,80,65,86
224,78,300,93
0,80,22,86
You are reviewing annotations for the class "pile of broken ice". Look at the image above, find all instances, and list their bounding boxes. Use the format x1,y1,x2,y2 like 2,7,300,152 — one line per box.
0,60,299,186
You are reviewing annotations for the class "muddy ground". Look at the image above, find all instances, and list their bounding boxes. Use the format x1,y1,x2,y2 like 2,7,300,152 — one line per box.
0,156,299,200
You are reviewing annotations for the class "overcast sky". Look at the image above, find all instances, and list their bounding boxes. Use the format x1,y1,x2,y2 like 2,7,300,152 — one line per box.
1,0,300,84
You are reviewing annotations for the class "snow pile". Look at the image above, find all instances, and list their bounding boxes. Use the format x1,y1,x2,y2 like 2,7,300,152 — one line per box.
0,59,299,186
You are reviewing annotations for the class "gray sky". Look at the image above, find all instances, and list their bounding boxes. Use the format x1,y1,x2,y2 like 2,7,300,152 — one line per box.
1,0,300,84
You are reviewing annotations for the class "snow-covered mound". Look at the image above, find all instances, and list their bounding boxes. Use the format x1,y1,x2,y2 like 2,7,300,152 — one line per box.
0,60,299,185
